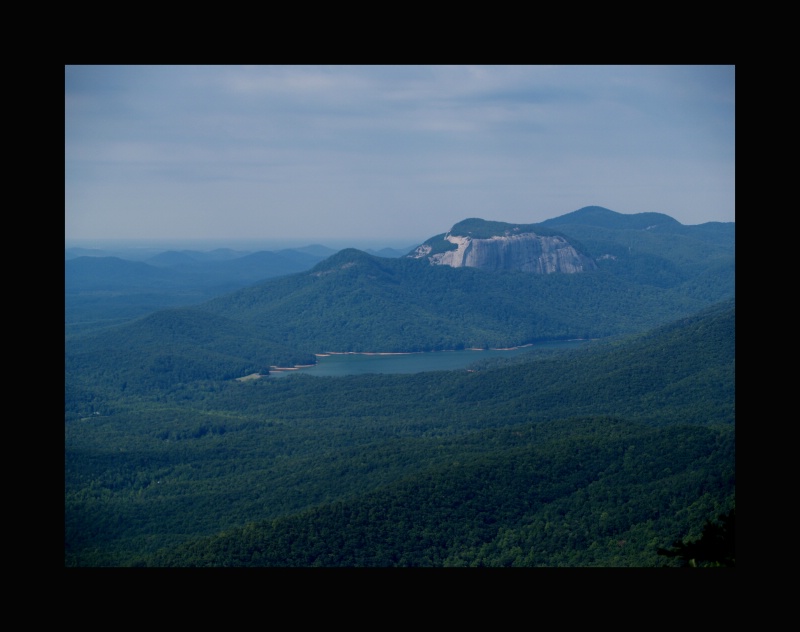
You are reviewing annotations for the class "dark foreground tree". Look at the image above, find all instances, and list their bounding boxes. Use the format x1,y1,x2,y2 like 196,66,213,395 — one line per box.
658,508,735,567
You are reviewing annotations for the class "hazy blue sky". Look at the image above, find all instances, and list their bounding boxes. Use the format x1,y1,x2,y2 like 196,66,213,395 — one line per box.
65,65,734,246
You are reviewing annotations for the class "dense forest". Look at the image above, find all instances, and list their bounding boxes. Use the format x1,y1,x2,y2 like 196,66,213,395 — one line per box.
65,207,735,567
65,300,734,567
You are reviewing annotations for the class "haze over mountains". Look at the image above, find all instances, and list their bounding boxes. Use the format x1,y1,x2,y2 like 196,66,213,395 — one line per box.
66,206,734,382
65,243,415,334
65,206,735,567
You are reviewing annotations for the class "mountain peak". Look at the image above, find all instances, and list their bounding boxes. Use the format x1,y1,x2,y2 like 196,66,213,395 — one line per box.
309,248,389,277
448,218,559,239
542,206,681,230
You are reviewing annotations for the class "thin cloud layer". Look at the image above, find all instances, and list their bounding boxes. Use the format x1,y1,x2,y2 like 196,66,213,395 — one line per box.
65,65,735,245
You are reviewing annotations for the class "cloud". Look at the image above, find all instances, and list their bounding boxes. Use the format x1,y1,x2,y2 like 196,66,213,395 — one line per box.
65,65,735,243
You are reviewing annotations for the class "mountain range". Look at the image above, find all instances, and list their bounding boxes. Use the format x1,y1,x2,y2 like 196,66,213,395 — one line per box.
66,206,734,392
65,205,735,567
65,244,416,336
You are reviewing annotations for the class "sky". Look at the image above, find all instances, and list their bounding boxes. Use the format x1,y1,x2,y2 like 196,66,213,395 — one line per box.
65,65,735,248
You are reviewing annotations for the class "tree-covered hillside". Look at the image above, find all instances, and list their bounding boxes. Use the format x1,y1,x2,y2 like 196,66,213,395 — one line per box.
65,301,735,567
65,208,736,567
540,206,735,291
138,419,733,567
66,207,734,380
66,244,731,398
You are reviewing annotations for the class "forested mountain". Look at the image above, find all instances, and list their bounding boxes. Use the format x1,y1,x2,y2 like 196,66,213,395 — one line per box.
539,206,735,291
141,419,733,567
65,300,734,567
67,208,734,395
65,244,417,337
540,205,734,242
65,207,735,567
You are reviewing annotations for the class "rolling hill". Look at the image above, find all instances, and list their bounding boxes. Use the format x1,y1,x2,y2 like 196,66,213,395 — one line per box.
66,299,735,566
66,207,734,395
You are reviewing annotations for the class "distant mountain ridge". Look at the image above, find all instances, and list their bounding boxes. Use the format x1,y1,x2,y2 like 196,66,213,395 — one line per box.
540,206,683,230
540,205,735,247
65,246,335,336
402,206,733,275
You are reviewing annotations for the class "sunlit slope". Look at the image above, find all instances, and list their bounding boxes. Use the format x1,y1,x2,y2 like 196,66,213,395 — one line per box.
202,248,716,353
540,206,735,294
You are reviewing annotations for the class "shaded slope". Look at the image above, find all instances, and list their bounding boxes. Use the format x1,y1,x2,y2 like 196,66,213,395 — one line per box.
66,307,313,393
66,299,735,566
139,418,734,567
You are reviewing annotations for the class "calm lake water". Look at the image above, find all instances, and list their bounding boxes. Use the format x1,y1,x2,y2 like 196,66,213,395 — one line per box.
269,341,587,378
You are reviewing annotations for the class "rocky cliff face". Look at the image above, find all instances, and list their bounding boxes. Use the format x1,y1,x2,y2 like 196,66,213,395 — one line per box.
408,222,597,274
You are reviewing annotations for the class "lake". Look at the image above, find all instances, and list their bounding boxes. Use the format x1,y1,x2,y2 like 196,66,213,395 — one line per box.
269,341,588,378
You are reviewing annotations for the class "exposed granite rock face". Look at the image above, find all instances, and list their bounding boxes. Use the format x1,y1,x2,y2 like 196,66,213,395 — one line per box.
409,231,597,274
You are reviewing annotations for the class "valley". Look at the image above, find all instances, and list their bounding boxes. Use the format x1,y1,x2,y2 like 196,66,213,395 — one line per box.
65,206,735,567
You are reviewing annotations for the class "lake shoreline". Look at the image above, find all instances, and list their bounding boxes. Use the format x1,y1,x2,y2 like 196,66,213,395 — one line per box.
317,343,534,357
264,340,598,377
267,343,539,374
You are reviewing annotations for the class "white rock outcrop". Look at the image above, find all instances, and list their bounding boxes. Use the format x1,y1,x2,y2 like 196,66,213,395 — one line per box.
410,232,596,274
